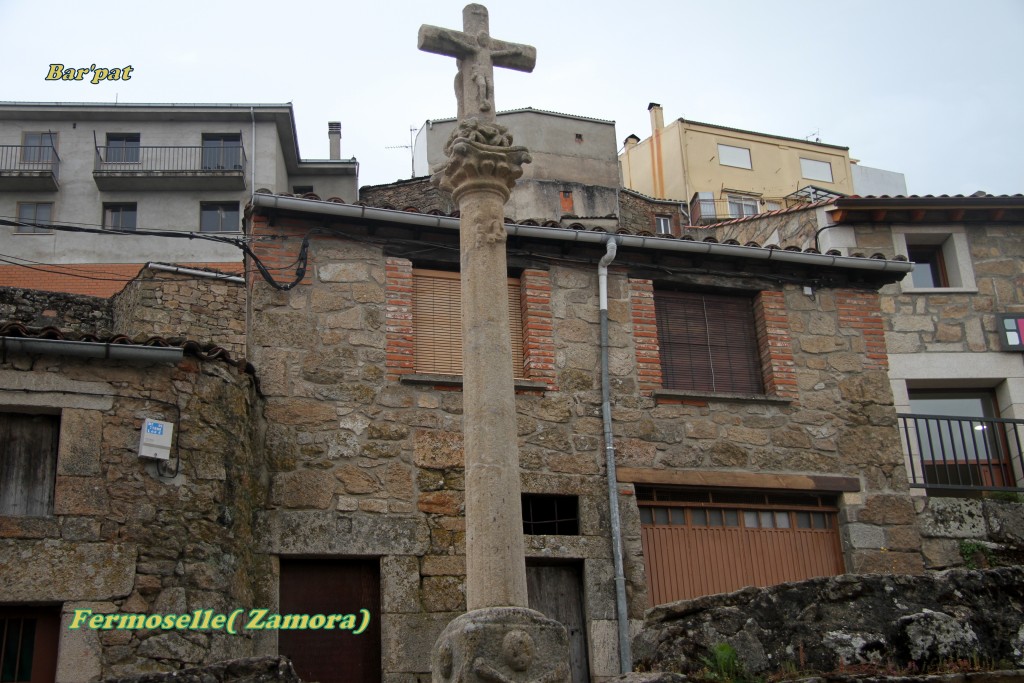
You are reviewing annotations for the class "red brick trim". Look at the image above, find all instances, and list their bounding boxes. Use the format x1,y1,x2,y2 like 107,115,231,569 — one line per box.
384,257,415,381
0,261,241,298
836,291,888,371
521,269,557,390
248,214,315,287
754,291,799,402
629,279,662,396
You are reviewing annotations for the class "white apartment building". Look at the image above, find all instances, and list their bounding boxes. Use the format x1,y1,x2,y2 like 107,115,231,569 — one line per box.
0,102,358,295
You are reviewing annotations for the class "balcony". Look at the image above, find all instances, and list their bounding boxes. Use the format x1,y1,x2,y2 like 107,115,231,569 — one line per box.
0,145,60,191
688,196,786,226
93,145,247,191
898,413,1024,495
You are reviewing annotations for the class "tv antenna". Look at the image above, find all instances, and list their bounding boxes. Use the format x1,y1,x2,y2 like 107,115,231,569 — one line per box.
386,126,418,179
805,128,821,143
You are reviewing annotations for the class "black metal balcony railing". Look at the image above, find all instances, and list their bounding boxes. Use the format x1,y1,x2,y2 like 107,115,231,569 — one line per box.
94,145,246,172
0,145,60,178
898,413,1024,493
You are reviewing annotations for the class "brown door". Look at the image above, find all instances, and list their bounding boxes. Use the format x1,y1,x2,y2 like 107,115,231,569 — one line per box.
526,562,590,683
0,606,60,683
279,559,381,683
638,490,845,605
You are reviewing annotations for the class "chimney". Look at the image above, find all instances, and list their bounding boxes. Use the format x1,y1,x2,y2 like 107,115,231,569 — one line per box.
624,134,641,149
328,122,341,160
648,102,664,133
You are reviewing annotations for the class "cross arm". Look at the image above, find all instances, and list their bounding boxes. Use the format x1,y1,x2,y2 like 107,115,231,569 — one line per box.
418,24,476,59
490,39,537,74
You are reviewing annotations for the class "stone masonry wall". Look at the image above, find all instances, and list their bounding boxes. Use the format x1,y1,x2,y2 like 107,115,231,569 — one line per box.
713,205,823,249
360,177,456,214
0,286,114,334
0,352,267,679
915,497,1024,569
112,268,247,357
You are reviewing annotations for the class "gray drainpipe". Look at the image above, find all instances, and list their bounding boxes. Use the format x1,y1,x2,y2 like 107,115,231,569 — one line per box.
599,236,631,673
1,337,183,363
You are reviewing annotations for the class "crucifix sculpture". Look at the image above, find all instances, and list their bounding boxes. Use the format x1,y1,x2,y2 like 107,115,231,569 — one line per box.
419,6,571,683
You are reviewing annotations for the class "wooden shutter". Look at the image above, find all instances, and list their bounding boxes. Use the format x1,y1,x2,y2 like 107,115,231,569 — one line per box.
654,291,763,394
0,413,60,517
412,269,524,378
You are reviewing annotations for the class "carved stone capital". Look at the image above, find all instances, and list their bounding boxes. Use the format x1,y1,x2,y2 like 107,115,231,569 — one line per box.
433,607,570,683
432,118,532,204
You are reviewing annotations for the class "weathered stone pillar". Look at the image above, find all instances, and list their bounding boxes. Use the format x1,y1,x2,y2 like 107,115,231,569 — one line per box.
419,5,571,681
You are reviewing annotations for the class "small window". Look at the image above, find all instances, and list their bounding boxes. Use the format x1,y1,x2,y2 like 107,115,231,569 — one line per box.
0,607,60,682
105,133,140,163
655,215,673,234
202,133,242,169
726,195,758,219
560,190,574,214
521,494,578,535
907,244,948,288
200,202,240,233
0,412,60,516
293,185,314,194
718,144,752,170
15,203,53,234
104,203,137,231
800,158,833,183
21,132,57,163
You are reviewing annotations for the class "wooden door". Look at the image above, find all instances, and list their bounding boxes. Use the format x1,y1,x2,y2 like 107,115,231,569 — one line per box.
526,562,590,683
279,559,381,683
0,413,59,516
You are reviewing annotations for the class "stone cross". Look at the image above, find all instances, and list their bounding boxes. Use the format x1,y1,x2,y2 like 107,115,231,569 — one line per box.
419,4,536,122
420,6,570,682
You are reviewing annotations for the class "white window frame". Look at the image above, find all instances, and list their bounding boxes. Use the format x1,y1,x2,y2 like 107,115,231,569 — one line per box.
892,227,976,293
718,144,752,170
726,194,758,219
655,215,673,234
800,158,834,183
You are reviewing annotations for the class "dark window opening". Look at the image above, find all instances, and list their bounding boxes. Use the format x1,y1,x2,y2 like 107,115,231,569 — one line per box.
200,202,240,233
522,494,579,535
907,244,948,288
0,606,60,683
105,133,140,163
103,203,137,231
201,133,242,170
293,185,314,194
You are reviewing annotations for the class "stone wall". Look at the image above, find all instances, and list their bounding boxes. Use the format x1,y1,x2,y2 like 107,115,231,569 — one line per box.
0,350,267,679
102,656,302,683
360,177,456,214
712,204,824,249
112,268,247,357
0,286,113,334
632,568,1024,678
916,497,1024,569
618,190,690,236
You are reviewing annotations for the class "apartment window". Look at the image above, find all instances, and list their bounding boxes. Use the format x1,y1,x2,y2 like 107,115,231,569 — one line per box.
412,268,524,377
21,132,56,163
654,290,763,394
522,494,579,535
202,133,242,169
718,144,752,170
15,203,53,234
800,158,833,183
103,203,137,231
726,194,758,219
907,244,947,288
0,413,60,517
655,215,673,234
199,202,240,233
0,607,60,682
105,133,140,163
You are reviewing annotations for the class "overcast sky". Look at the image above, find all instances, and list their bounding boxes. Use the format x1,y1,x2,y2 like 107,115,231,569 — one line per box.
3,0,1022,196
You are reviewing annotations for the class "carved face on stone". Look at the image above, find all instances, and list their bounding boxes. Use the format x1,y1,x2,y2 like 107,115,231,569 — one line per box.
502,629,535,672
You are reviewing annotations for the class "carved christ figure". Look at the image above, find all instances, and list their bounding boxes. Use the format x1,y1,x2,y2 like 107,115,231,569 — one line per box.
419,4,537,121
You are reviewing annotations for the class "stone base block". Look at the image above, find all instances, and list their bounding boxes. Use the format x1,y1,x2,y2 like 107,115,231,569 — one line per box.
432,607,569,682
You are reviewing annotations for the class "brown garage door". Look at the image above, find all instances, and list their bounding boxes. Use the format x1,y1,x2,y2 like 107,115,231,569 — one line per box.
638,487,844,605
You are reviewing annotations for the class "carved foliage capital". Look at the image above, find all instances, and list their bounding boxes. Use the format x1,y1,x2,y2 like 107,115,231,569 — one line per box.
432,118,532,204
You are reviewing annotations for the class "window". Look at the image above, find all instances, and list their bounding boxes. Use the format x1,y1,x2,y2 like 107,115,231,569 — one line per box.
293,185,314,195
21,132,56,164
800,158,833,183
522,494,578,535
0,413,60,517
412,269,524,377
199,202,239,233
15,203,52,234
105,133,140,163
654,290,764,394
202,133,242,169
559,190,574,214
717,144,751,170
103,203,137,231
726,194,758,219
655,215,673,235
0,607,60,682
907,244,947,288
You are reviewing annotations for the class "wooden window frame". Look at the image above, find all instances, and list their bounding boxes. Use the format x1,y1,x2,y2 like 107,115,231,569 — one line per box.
654,289,764,395
0,412,60,517
907,244,949,288
411,268,525,378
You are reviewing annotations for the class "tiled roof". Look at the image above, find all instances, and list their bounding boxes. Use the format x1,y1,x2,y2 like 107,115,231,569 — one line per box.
701,199,835,229
0,322,252,373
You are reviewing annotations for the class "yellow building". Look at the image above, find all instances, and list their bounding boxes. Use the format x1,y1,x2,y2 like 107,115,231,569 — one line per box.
619,103,856,224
